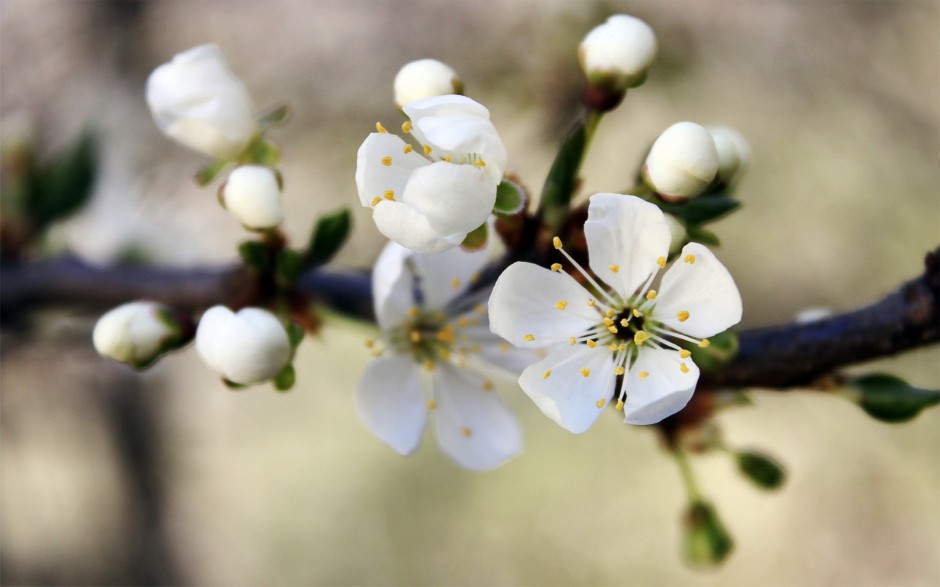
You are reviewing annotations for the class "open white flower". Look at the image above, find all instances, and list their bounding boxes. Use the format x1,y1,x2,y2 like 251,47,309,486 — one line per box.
196,306,291,385
357,241,529,470
394,59,463,108
488,194,742,432
93,301,185,368
355,95,507,253
221,165,284,230
146,44,257,160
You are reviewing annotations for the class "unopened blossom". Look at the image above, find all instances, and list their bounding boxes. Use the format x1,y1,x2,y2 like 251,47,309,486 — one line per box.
357,241,531,470
355,94,507,253
93,301,186,368
394,59,463,108
146,44,257,160
579,15,657,92
196,306,291,385
221,165,284,230
489,194,742,432
707,125,751,185
644,122,719,201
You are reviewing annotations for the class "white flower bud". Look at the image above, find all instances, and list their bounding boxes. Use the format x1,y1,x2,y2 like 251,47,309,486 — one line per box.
664,213,687,255
579,15,657,92
93,301,181,367
221,165,284,230
644,122,719,201
394,59,463,108
195,306,291,385
707,125,751,185
146,44,257,160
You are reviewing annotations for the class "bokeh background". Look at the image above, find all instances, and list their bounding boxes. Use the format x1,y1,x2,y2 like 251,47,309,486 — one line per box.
2,1,938,585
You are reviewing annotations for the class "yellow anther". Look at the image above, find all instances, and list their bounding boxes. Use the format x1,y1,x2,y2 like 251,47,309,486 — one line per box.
595,398,605,409
543,370,552,380
698,339,711,348
616,399,624,411
524,334,536,342
618,343,627,352
436,328,455,344
499,342,511,352
657,256,667,268
608,326,618,334
444,155,452,163
680,362,690,373
632,308,642,318
381,156,392,166
364,338,375,348
427,399,437,410
605,309,616,317
383,189,395,201
634,331,651,345
375,122,388,133
620,318,629,327
474,160,486,167
451,277,461,289
482,380,494,391
457,317,470,328
570,337,577,346
646,290,657,300
679,349,692,359
474,304,486,314
603,317,614,326
676,311,690,323
608,264,620,273
410,331,422,343
402,121,412,133
555,300,568,310
461,426,472,438
408,306,419,317
587,299,596,307
550,263,562,272
552,236,562,250
614,366,625,375
370,197,382,207
423,144,432,156
403,144,413,154
586,339,597,349
608,343,618,351
439,348,451,360
423,360,435,371
581,367,591,377
684,254,696,264
639,371,650,380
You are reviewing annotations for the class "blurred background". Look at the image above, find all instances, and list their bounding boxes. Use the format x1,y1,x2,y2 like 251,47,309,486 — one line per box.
1,0,938,585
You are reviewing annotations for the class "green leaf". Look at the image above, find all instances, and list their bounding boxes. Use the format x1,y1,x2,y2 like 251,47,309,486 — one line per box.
258,104,291,129
850,374,940,423
735,451,786,490
687,330,738,371
538,112,600,231
276,248,303,284
660,196,740,226
287,321,305,350
493,179,526,216
238,240,270,272
683,501,734,567
460,222,488,251
194,159,229,186
685,225,721,247
273,363,296,392
26,131,96,231
307,208,352,265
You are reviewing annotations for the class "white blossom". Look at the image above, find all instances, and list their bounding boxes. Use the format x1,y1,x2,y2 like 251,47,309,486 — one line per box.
146,44,257,160
488,194,742,432
93,301,182,367
644,122,719,201
355,95,507,253
707,125,751,184
221,165,284,230
195,306,291,385
578,15,657,92
394,59,463,108
357,241,531,470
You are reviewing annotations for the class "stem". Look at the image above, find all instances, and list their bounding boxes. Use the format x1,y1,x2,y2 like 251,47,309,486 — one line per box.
673,448,702,502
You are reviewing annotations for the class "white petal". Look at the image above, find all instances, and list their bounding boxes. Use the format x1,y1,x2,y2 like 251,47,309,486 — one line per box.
372,242,415,330
355,132,429,208
356,355,428,456
409,244,490,311
432,363,521,470
403,94,491,123
400,162,497,236
195,306,291,385
411,116,508,177
654,243,743,338
518,345,615,434
584,194,671,299
623,347,698,425
488,262,599,349
372,200,464,254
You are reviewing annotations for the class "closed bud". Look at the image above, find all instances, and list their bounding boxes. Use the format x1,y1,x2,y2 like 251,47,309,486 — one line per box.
682,500,734,567
643,122,719,201
707,126,751,186
579,15,657,93
195,306,291,385
146,44,257,160
664,213,687,255
394,59,463,108
735,450,786,490
93,301,187,368
221,165,284,230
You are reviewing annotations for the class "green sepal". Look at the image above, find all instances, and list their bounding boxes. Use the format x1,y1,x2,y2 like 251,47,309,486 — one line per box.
243,138,281,167
687,330,738,371
493,179,526,217
238,240,270,272
287,322,305,350
682,500,734,567
194,159,229,187
307,208,352,266
223,378,249,391
460,222,488,251
685,225,721,247
850,374,940,423
273,363,296,392
258,104,291,130
660,196,740,226
735,451,786,490
25,131,96,231
539,113,599,231
275,248,303,285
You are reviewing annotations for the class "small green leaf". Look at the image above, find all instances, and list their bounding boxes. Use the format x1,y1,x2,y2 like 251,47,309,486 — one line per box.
538,112,600,231
685,225,721,247
238,240,270,272
850,374,940,423
307,208,352,265
493,179,526,216
273,363,296,392
460,222,488,251
223,378,249,391
258,104,291,129
243,138,281,167
194,159,229,186
735,451,786,490
661,196,740,226
26,131,97,231
276,248,303,284
683,501,734,567
687,330,738,371
287,321,305,350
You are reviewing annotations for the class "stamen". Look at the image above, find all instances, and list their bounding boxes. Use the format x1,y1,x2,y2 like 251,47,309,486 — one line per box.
375,122,387,133
555,300,568,310
370,197,381,207
461,426,472,438
474,160,486,167
595,399,605,408
608,343,618,351
608,264,620,273
616,399,624,411
608,325,618,334
553,236,562,249
657,256,667,268
679,349,692,358
632,308,642,318
639,371,650,380
427,399,437,410
364,339,374,348
684,254,696,264
451,277,461,289
569,337,576,346
587,300,596,307
524,334,535,342
499,342,511,352
423,144,432,156
383,190,395,201
615,366,625,375
444,155,452,163
634,331,651,346
603,317,615,326
402,121,412,133
699,339,710,348
554,243,621,308
619,318,629,327
550,263,562,272
408,307,419,317
581,367,591,377
410,331,421,343
605,309,616,317
403,144,413,154
474,304,486,314
423,360,435,371
483,380,494,391
586,339,597,348
680,362,690,373
543,370,552,379
676,311,690,323
646,290,657,300
381,156,392,166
